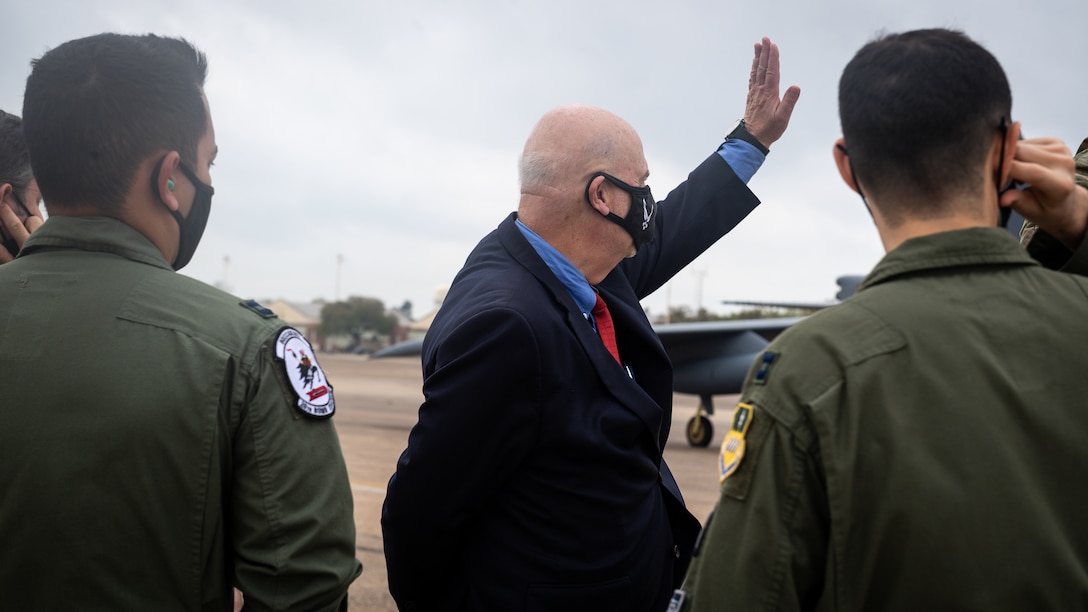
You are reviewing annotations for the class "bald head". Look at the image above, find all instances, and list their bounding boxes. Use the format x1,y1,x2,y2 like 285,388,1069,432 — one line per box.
519,104,643,196
516,104,650,284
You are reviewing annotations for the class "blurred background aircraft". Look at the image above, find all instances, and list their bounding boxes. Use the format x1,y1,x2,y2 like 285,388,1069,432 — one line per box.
374,275,865,446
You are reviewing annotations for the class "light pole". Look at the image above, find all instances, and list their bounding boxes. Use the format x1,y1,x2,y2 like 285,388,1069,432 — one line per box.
692,268,707,314
335,253,344,302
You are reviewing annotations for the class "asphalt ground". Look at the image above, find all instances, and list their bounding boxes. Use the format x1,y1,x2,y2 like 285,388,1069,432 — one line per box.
322,353,739,611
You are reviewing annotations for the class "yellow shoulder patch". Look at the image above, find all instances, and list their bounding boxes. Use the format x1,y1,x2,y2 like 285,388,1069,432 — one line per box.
719,402,754,483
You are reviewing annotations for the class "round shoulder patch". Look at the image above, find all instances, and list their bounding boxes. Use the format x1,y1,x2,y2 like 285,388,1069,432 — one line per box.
274,328,335,418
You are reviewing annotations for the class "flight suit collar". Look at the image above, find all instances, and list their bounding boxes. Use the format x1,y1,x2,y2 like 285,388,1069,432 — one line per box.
859,227,1038,294
18,215,173,271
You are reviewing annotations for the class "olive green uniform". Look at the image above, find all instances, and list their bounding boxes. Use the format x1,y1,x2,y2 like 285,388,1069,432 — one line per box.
0,217,361,610
1019,136,1088,253
679,228,1088,611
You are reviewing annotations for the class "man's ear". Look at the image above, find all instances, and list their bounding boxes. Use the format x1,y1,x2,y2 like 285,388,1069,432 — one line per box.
833,138,860,195
0,183,12,204
585,174,612,216
153,151,182,212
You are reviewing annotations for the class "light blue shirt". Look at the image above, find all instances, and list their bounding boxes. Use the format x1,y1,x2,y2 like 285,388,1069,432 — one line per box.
716,139,763,183
516,219,598,320
516,140,764,320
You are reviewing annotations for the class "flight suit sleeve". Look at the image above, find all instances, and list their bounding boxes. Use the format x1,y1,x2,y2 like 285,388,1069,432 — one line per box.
230,330,361,612
1024,229,1088,275
1024,142,1088,275
680,404,829,612
382,307,541,611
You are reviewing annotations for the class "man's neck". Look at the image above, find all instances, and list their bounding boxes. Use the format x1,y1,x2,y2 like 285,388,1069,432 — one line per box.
517,202,618,285
878,213,995,252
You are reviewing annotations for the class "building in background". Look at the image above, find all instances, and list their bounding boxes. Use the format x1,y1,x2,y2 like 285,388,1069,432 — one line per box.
406,286,446,340
267,299,326,351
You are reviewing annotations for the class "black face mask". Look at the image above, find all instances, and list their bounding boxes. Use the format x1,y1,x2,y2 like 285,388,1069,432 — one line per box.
585,172,656,247
151,156,215,271
996,120,1029,230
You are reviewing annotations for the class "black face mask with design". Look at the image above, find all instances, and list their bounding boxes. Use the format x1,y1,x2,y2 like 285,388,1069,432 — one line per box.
585,172,656,247
151,155,215,271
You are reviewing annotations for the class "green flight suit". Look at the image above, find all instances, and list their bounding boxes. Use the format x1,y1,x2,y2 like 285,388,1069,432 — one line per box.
1019,135,1088,255
0,216,361,610
679,228,1088,611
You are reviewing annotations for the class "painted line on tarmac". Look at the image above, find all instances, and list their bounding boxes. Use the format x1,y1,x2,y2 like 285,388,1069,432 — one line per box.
351,481,387,495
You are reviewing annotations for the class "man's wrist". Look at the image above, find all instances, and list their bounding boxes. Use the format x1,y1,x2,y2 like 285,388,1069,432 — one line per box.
725,119,769,156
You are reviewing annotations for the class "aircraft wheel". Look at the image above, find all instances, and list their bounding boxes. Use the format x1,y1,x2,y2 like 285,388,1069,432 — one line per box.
686,415,713,447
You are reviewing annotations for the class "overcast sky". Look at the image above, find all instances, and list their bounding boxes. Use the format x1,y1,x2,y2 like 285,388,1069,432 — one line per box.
4,0,1085,318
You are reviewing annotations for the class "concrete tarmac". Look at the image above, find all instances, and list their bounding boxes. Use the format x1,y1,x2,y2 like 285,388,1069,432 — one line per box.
322,353,738,611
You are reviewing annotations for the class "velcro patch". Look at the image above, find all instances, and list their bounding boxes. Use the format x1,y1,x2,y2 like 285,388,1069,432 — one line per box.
719,403,754,483
752,351,778,385
240,299,277,318
274,328,335,418
721,404,773,501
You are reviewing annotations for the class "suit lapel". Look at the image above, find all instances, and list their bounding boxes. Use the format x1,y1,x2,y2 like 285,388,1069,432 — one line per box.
497,215,666,445
597,283,672,448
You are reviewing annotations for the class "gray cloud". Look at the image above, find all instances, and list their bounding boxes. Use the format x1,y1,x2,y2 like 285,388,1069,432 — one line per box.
4,0,1085,314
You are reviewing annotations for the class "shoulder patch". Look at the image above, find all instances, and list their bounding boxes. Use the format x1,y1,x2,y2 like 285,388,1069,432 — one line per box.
240,299,277,319
719,402,754,483
274,328,335,418
720,403,774,500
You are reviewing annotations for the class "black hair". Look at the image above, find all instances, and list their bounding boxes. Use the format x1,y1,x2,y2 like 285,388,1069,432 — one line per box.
838,29,1011,222
22,33,208,213
0,110,33,197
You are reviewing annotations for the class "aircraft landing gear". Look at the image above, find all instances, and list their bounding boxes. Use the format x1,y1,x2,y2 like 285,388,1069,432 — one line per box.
685,395,715,447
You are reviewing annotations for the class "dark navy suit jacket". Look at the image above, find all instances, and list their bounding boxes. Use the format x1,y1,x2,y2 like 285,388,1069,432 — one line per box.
383,152,761,611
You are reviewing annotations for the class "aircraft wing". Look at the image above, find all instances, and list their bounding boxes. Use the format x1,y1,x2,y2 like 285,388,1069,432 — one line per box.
371,337,425,358
718,275,866,312
373,315,807,447
653,317,805,397
373,316,807,399
720,299,835,311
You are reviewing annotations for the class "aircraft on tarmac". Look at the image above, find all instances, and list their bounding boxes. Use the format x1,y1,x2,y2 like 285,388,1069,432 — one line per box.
372,276,864,447
661,275,862,447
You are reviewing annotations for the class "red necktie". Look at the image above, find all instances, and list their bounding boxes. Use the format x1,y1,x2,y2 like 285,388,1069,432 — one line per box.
592,293,621,364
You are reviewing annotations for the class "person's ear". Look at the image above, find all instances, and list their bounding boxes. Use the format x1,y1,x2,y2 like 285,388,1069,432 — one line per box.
585,174,612,216
833,138,861,195
153,151,182,212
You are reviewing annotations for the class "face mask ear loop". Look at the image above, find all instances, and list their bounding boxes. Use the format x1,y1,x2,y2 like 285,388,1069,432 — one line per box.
584,172,602,208
149,153,170,203
996,118,1012,229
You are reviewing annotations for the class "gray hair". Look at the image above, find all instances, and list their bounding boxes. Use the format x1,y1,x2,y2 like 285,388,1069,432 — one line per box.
518,130,622,191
